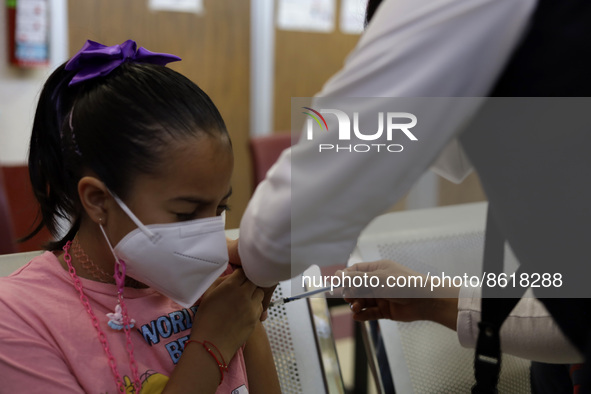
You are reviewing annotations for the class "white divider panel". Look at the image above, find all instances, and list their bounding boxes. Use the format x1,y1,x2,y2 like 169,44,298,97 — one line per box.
354,203,531,393
263,266,332,393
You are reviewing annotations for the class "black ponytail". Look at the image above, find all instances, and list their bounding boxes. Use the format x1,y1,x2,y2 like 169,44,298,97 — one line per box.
25,64,84,249
26,60,229,251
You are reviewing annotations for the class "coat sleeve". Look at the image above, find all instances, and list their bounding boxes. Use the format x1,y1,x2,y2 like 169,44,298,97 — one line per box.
457,287,583,363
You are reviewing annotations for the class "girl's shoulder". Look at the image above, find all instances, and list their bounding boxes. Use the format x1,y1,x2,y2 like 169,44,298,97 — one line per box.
0,252,70,341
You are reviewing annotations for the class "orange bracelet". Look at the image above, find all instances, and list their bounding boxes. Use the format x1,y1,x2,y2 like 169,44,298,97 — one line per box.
185,340,229,385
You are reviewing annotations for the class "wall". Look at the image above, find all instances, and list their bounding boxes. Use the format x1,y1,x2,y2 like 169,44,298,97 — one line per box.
0,0,68,165
273,1,361,132
270,0,485,212
0,0,68,251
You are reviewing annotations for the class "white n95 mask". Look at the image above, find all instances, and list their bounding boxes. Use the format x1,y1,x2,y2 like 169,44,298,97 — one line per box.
100,194,229,308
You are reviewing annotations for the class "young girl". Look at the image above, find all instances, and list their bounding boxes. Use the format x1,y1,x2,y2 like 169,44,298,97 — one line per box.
0,40,280,394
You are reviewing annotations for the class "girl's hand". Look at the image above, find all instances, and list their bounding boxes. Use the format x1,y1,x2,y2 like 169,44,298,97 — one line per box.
227,237,276,321
191,268,264,361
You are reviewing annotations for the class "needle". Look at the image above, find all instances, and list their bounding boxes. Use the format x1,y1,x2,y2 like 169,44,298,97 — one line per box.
268,286,338,308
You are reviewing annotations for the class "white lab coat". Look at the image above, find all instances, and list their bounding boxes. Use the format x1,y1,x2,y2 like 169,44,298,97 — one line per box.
240,0,537,285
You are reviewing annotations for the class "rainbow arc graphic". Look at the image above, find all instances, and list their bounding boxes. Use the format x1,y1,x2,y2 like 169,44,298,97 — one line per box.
302,107,328,131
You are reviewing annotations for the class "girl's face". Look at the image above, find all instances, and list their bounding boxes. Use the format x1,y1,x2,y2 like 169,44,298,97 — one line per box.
107,134,233,244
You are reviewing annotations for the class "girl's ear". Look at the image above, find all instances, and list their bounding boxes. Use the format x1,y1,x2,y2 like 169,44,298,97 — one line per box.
78,176,110,225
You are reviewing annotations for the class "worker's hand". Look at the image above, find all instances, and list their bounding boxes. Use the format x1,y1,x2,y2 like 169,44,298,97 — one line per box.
338,260,428,299
339,260,459,330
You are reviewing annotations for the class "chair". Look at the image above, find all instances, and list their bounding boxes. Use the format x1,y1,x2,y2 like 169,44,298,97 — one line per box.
0,168,17,254
353,202,531,393
0,250,42,276
248,132,293,189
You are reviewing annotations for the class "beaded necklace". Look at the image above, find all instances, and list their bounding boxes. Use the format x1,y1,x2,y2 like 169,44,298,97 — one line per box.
71,237,143,288
63,241,142,392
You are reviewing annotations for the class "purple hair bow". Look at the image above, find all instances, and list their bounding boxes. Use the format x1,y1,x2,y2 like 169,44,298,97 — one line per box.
65,40,181,86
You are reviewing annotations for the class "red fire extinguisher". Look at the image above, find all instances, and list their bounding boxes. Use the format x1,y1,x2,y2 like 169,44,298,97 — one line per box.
6,0,49,67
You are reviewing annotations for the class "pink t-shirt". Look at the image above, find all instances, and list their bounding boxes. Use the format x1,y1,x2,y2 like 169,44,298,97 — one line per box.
0,252,249,393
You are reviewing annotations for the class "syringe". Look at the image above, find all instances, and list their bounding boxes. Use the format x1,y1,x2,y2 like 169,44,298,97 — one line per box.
268,286,338,308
